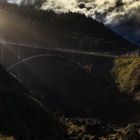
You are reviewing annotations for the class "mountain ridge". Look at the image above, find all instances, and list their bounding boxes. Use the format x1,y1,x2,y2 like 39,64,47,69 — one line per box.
0,2,139,56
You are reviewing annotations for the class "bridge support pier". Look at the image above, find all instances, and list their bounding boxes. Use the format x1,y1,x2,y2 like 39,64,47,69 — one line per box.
0,45,4,65
18,46,21,61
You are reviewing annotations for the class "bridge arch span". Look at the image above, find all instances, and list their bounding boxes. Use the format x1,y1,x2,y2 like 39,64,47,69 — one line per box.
7,54,83,71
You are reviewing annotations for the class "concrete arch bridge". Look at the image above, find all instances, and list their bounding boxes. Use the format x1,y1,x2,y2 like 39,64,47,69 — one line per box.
0,41,118,71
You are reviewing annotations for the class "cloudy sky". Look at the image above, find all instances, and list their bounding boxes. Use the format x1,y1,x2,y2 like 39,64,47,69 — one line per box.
7,0,140,46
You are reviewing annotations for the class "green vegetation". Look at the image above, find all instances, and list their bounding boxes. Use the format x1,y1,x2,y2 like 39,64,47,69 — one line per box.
0,135,14,140
113,57,140,94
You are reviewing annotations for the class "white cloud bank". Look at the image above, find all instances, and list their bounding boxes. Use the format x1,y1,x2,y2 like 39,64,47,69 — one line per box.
7,0,140,45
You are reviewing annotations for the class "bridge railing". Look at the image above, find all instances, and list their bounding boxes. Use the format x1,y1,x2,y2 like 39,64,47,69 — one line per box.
1,40,139,69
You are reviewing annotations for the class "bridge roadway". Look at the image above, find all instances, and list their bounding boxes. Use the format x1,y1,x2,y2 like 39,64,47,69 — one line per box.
0,41,117,57
0,41,118,70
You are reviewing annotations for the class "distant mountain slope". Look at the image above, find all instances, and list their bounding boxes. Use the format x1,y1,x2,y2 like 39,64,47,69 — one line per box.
0,65,65,140
0,2,138,55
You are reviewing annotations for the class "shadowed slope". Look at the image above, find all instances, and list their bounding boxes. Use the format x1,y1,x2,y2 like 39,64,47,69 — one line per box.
0,65,65,140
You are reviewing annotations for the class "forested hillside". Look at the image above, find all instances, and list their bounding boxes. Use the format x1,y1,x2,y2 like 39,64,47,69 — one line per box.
0,2,138,55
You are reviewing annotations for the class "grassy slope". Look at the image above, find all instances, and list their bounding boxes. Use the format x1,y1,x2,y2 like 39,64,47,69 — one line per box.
0,135,14,140
113,57,140,95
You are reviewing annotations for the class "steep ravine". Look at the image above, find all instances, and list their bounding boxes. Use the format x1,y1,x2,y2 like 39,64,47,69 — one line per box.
8,55,140,125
